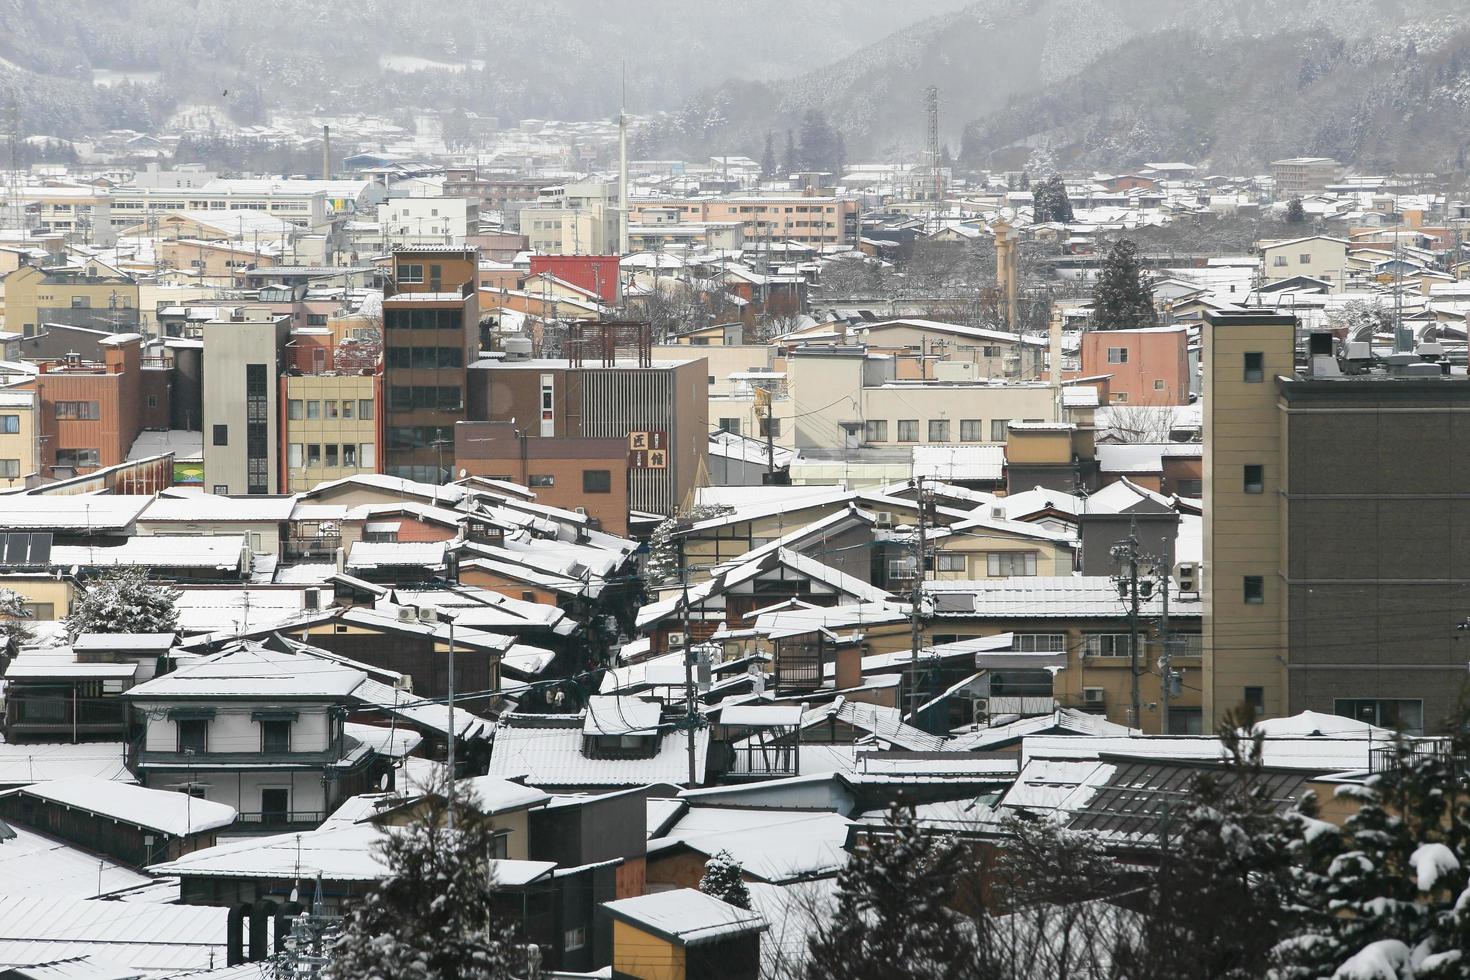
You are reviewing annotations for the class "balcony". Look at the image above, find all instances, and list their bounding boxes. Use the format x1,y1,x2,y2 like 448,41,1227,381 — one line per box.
235,808,326,830
134,748,339,769
283,535,342,560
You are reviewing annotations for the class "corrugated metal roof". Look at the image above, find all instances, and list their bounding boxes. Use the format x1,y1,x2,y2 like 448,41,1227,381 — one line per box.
487,718,709,788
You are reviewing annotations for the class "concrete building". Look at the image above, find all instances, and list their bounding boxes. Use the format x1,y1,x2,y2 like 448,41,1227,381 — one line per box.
1203,308,1470,735
1271,157,1341,198
374,196,480,248
516,181,621,255
461,353,709,525
1076,325,1190,405
381,247,481,483
1260,236,1351,292
0,389,39,488
202,311,290,494
281,350,381,493
630,194,860,247
1,264,139,337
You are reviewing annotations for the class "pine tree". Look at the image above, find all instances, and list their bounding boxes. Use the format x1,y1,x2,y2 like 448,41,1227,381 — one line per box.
1285,195,1307,224
760,131,776,179
782,129,798,178
0,587,35,652
698,849,752,910
1091,238,1157,329
798,108,839,174
1033,176,1074,224
807,805,976,980
644,504,732,588
64,567,180,637
324,780,521,980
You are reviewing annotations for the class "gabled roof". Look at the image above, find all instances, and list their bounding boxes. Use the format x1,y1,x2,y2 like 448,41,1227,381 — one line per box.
647,806,851,884
487,714,710,788
602,889,768,946
126,641,365,700
6,777,236,836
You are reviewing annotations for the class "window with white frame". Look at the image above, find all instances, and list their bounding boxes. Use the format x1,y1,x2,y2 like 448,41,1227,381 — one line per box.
1084,633,1133,657
987,552,1037,576
1014,633,1066,652
936,553,966,573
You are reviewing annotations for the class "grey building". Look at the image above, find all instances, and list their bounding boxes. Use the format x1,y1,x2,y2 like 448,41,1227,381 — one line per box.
202,311,289,494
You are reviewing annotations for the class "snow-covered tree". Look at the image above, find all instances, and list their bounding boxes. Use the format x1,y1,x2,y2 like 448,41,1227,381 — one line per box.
1025,139,1058,178
324,779,523,980
0,587,35,651
1091,238,1157,329
1285,195,1308,224
64,567,180,638
1328,298,1394,339
1033,175,1074,223
806,805,975,980
699,849,752,910
761,131,777,179
644,504,733,588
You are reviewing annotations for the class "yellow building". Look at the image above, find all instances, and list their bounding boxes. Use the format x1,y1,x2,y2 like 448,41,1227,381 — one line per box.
0,388,40,488
282,374,380,492
1,264,139,337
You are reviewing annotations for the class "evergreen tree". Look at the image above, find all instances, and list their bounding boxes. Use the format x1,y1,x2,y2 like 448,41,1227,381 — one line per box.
644,504,733,588
807,805,976,980
798,108,839,174
782,128,798,177
698,849,752,910
834,131,847,181
0,587,35,652
939,143,953,169
1285,195,1307,224
1033,176,1074,223
64,567,180,637
324,780,521,980
1090,238,1157,328
761,131,776,179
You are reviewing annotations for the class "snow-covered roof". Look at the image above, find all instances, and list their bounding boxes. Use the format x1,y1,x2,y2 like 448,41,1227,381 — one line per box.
344,541,447,570
140,495,297,523
924,576,1199,619
52,537,247,571
127,642,365,700
0,496,152,532
9,777,236,835
0,743,132,785
602,888,767,946
486,716,709,788
0,894,235,974
910,444,1005,482
583,696,662,736
70,633,175,653
649,806,851,883
0,827,148,900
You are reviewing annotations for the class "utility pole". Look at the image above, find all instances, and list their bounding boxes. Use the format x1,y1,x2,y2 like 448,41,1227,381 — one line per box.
1158,569,1173,735
680,575,697,787
1110,518,1153,729
908,476,927,718
445,610,456,829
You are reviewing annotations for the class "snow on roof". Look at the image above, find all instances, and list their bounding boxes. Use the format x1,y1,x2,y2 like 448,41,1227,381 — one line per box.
70,633,175,652
583,696,661,736
797,700,946,753
2,661,138,680
1061,386,1101,407
140,495,297,522
1000,486,1082,518
0,743,132,786
951,708,1137,752
0,496,151,531
1020,733,1381,771
344,540,447,569
52,537,247,571
11,777,236,836
0,956,144,980
719,704,805,727
856,318,1048,347
648,807,851,883
1000,758,1115,814
0,827,148,900
126,429,203,463
456,776,552,815
486,717,710,788
925,575,1199,619
911,444,1005,482
300,473,468,506
1082,477,1177,514
602,888,767,946
127,642,365,700
1095,443,1169,474
1252,710,1396,739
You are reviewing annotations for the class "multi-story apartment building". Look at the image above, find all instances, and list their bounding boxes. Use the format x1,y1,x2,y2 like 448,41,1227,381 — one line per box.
1,264,139,337
13,185,115,244
202,311,289,494
630,194,860,247
381,247,480,483
0,388,39,487
1202,308,1470,735
18,334,171,478
1260,235,1352,292
458,351,709,528
516,181,621,255
1271,157,1341,198
1075,325,1191,405
374,197,480,248
280,329,382,492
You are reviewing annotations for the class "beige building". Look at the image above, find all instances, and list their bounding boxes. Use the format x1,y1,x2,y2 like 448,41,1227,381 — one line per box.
518,181,621,255
202,311,289,495
852,319,1047,381
1,264,140,337
283,374,380,492
1201,308,1294,725
1271,157,1340,198
1260,235,1351,292
0,388,40,488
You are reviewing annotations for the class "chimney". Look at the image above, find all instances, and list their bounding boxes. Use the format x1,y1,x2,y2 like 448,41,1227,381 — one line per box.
835,644,862,691
322,125,331,181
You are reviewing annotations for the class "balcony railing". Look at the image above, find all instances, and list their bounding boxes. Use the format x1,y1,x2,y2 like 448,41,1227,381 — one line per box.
235,809,326,828
283,535,343,560
135,749,338,768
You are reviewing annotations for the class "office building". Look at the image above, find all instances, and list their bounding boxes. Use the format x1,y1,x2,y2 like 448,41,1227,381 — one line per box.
202,310,289,494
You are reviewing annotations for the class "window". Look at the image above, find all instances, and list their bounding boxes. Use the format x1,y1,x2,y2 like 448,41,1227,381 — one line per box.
1176,478,1203,497
213,484,229,494
759,417,781,438
177,719,208,753
1243,352,1265,382
928,419,950,442
1243,686,1265,717
289,444,303,468
718,418,741,436
1112,392,1129,403
147,394,157,408
583,469,611,493
1273,255,1288,267
529,474,554,487
563,926,586,952
0,415,19,434
358,399,374,420
360,443,375,468
398,263,424,283
1243,575,1265,604
987,552,1038,576
343,444,357,466
1084,633,1133,657
55,401,100,420
1334,698,1424,736
325,444,339,467
1014,633,1066,652
288,399,303,420
70,295,91,309
306,444,321,466
897,419,919,442
1153,379,1166,391
960,419,983,441
936,553,966,573
306,400,321,420
55,448,99,469
1244,464,1264,494
307,313,328,326
0,459,18,479
260,720,292,753
212,424,228,446
1106,347,1129,364
325,401,339,419
865,420,888,442
990,419,1009,441
1299,253,1312,264
341,400,354,419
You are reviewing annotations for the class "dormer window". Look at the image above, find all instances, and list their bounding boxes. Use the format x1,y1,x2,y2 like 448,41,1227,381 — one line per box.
583,733,659,758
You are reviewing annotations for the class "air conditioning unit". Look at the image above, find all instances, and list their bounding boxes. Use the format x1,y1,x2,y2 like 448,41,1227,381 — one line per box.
875,511,894,528
418,607,439,623
971,697,989,717
1174,562,1200,593
396,606,417,623
989,505,1006,521
667,631,686,649
1083,687,1106,706
574,506,588,517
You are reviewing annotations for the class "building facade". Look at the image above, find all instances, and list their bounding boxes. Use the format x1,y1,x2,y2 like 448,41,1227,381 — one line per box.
202,312,289,494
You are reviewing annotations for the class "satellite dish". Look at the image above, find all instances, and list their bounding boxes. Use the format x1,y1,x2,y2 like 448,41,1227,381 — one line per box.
379,773,389,791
